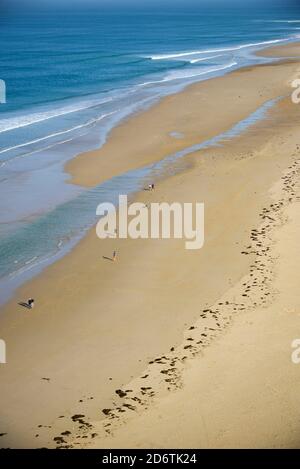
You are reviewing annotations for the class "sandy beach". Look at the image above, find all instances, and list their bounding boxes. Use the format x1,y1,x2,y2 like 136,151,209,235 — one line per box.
0,43,300,449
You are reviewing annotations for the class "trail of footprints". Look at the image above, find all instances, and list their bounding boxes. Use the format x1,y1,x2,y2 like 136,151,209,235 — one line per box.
48,158,300,449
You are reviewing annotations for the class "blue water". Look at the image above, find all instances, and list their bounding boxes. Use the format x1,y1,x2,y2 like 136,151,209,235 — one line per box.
0,6,299,303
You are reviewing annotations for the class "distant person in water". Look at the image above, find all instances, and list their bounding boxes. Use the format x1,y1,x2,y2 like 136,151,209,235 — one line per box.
113,251,117,262
28,298,35,309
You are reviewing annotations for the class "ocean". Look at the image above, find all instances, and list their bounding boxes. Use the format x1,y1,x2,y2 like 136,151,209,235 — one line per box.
0,5,300,303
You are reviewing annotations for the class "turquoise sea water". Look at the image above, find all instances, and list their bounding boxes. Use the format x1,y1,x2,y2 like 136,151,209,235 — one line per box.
0,5,299,303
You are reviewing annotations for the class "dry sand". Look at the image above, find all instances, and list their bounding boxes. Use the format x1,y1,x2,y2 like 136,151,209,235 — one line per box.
0,43,300,449
87,156,300,449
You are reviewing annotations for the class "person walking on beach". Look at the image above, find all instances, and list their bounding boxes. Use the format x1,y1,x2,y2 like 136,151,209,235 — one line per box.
27,298,35,309
112,251,117,262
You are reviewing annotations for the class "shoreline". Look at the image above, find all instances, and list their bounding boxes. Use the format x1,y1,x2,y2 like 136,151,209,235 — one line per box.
1,42,300,448
65,56,299,188
1,42,299,307
0,94,283,309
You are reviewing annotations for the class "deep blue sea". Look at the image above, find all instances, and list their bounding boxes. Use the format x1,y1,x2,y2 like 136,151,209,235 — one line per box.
1,6,300,303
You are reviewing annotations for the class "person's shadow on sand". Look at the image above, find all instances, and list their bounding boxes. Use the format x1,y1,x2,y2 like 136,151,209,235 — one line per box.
102,256,114,262
18,302,31,309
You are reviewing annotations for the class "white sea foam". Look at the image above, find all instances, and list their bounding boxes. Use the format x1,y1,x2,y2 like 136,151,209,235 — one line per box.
0,137,74,168
147,38,289,61
0,97,113,134
189,54,225,64
0,111,116,158
25,256,38,266
138,61,237,87
255,20,300,23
